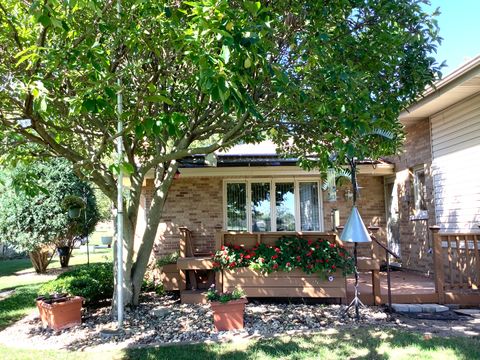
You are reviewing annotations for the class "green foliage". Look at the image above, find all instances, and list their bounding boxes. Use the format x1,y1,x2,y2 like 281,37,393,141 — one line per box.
39,263,113,305
156,251,179,268
206,285,245,303
212,237,355,276
141,278,165,296
0,158,100,252
61,195,86,211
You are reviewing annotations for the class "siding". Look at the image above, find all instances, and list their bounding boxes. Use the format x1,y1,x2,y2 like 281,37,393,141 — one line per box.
431,93,480,233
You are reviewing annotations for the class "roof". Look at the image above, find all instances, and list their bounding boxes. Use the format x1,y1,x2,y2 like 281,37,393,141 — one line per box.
400,55,480,123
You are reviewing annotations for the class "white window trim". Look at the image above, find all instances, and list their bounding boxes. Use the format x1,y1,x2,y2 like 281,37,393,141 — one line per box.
223,178,324,232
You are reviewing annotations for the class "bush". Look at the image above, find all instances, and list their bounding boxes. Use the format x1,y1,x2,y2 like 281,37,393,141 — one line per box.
39,263,113,305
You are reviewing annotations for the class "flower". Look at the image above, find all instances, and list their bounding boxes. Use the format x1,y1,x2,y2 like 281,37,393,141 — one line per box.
307,239,313,245
329,243,335,248
331,265,336,269
271,255,278,260
306,251,313,257
328,275,334,282
286,262,291,267
273,263,279,269
296,256,301,261
258,257,264,263
274,247,281,253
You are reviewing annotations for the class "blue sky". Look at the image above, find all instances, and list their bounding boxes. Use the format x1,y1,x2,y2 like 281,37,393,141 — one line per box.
427,0,480,75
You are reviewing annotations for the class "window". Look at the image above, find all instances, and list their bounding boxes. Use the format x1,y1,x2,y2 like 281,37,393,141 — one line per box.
225,180,323,232
413,166,427,216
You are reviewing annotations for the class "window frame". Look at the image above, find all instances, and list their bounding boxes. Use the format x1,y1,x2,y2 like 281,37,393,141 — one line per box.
223,178,324,232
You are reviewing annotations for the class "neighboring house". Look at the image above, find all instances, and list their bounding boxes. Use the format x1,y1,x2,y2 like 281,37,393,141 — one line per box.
391,55,480,273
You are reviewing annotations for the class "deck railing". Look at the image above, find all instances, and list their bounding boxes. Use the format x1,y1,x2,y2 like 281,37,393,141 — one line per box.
431,226,480,303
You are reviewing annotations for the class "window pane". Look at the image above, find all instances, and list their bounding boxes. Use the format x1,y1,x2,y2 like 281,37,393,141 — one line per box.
276,182,295,231
227,183,247,231
415,170,427,211
251,183,271,232
299,182,320,231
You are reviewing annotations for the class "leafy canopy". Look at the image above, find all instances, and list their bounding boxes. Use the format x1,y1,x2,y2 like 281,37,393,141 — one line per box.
0,158,100,252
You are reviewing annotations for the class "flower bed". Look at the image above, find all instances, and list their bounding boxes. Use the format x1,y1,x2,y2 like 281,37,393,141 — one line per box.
212,236,354,299
212,236,355,276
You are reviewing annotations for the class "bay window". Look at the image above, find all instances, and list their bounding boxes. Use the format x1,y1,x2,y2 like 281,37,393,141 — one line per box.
224,180,323,232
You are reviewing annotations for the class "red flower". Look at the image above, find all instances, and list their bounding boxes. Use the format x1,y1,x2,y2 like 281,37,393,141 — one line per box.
212,262,220,267
331,265,336,269
258,257,264,263
307,264,313,269
271,255,278,260
325,259,329,263
296,256,301,261
315,245,320,249
221,246,225,251
306,251,313,257
316,259,321,263
229,262,236,268
234,245,240,250
250,252,256,257
286,262,291,267
244,254,251,259
225,255,230,261
274,247,281,253
307,239,313,245
273,263,279,270
329,243,335,248
339,252,345,257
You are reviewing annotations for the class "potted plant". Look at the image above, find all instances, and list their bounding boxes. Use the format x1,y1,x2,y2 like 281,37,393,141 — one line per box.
61,195,85,220
36,293,84,331
206,285,247,331
101,236,113,247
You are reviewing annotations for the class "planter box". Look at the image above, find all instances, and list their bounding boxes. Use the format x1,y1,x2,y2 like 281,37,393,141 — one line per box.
223,269,346,298
211,298,247,331
160,263,181,291
37,296,84,331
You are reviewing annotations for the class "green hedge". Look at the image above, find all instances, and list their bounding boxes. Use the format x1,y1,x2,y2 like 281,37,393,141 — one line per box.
39,263,113,305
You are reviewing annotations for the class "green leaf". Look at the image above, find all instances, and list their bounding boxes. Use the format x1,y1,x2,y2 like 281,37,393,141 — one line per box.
38,14,51,27
121,162,135,175
145,95,173,105
221,45,230,64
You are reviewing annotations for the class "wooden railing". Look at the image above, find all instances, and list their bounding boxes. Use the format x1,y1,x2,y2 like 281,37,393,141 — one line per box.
431,226,480,303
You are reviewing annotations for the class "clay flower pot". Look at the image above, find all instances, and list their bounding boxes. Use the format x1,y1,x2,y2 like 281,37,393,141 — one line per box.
36,296,84,331
210,298,247,331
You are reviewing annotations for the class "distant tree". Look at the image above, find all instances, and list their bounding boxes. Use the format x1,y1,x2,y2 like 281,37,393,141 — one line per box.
0,0,442,304
0,159,99,273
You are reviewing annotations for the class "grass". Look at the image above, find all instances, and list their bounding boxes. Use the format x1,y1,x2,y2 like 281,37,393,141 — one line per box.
1,328,480,360
0,248,112,330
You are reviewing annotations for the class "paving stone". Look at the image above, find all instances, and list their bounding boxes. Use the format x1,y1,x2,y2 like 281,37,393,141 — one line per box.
408,305,423,313
151,306,170,317
421,304,449,313
391,303,410,313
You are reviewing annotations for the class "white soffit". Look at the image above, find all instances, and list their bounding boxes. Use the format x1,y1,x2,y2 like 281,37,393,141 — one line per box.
400,55,480,123
145,164,393,179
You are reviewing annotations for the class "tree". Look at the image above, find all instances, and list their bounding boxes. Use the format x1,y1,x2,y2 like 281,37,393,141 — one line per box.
0,159,99,272
0,0,441,305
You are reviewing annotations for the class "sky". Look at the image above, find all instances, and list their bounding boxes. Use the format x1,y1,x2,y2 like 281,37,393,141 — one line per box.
426,0,480,75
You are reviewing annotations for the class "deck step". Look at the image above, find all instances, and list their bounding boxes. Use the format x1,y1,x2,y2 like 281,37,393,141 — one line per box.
181,290,208,304
177,257,214,270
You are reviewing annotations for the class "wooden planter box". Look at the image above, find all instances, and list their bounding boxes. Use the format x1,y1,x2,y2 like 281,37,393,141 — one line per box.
37,296,84,331
223,268,346,299
160,263,181,291
211,298,247,331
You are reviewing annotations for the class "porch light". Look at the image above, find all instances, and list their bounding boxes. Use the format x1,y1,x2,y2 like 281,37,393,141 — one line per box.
340,206,371,320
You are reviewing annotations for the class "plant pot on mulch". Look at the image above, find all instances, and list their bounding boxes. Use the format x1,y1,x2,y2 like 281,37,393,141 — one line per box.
210,298,248,331
36,295,84,331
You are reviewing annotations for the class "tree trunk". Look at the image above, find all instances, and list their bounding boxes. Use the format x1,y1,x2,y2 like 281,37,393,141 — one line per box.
29,248,50,273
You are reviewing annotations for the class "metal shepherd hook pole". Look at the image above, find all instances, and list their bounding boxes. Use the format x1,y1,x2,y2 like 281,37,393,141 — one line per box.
116,0,124,329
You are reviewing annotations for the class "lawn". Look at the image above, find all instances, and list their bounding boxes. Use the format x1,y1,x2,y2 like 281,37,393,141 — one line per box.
0,248,112,330
1,328,479,360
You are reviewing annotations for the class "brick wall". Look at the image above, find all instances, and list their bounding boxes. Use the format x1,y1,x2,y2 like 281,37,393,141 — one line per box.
388,119,436,273
141,174,388,260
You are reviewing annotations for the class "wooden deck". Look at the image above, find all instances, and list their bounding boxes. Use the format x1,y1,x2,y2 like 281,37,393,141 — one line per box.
171,228,480,305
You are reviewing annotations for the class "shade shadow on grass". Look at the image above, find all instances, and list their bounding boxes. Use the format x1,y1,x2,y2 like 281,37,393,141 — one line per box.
123,328,480,360
0,284,41,330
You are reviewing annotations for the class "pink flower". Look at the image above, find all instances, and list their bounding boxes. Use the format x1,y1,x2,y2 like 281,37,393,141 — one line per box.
329,243,335,248
274,247,281,253
271,255,278,260
286,262,291,267
258,257,264,263
273,263,279,270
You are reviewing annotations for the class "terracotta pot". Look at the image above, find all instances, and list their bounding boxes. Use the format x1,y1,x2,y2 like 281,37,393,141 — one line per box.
210,298,247,331
36,296,84,331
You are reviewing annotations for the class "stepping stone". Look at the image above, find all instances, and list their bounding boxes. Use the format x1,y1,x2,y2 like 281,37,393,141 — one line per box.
454,309,480,318
151,306,170,317
421,304,449,313
391,303,449,313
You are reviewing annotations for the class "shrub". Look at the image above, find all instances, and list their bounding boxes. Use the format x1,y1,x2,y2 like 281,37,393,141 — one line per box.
156,251,179,267
206,285,245,303
39,262,113,305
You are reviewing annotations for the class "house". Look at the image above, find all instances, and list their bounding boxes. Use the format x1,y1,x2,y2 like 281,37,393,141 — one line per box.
139,56,480,305
391,55,480,276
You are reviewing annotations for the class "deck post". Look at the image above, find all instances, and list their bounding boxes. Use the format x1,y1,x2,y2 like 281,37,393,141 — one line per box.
214,228,224,292
178,227,188,291
368,227,382,306
430,226,445,304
